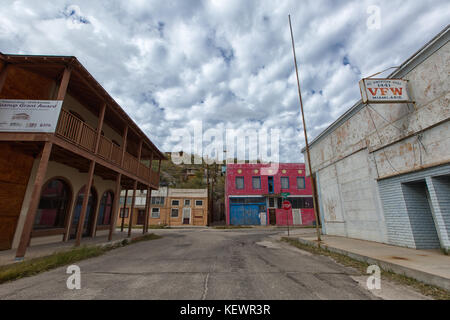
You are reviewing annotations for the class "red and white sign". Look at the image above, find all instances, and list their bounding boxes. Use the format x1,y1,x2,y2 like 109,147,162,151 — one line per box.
0,100,63,133
359,79,410,104
282,200,292,210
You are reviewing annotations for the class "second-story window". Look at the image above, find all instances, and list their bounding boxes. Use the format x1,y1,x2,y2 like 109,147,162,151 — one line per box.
172,199,180,206
236,177,244,190
297,177,306,189
281,177,289,189
252,176,261,189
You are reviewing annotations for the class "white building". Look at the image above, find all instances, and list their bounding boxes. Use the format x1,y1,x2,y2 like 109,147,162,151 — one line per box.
303,26,450,252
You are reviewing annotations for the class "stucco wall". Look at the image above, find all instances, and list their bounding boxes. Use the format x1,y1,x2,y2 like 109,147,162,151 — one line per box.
13,159,117,249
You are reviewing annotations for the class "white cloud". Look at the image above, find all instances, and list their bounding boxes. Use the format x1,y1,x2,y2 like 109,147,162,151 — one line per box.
0,0,448,162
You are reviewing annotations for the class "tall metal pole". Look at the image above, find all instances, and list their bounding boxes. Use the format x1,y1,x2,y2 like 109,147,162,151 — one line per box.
289,15,321,242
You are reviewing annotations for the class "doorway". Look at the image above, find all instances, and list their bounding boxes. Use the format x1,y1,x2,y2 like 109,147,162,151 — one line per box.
137,209,146,225
269,209,276,225
70,186,97,239
402,180,440,249
182,207,191,225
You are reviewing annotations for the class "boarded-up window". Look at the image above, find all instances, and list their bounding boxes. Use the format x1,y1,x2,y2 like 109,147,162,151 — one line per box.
151,208,160,218
236,177,244,189
281,177,289,189
297,177,305,189
252,177,261,189
171,208,179,217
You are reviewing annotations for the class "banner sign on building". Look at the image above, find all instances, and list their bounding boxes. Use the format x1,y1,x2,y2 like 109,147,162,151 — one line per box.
359,79,411,104
0,100,63,133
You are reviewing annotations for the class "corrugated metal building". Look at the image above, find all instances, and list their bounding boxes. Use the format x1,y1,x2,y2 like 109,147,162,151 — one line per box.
302,26,450,251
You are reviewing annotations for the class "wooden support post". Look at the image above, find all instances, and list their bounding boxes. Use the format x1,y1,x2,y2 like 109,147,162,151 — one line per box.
137,139,143,176
16,142,53,259
56,67,72,100
108,173,122,241
128,181,138,237
120,126,128,167
143,187,150,234
75,160,95,246
0,64,9,94
94,103,106,154
121,189,128,232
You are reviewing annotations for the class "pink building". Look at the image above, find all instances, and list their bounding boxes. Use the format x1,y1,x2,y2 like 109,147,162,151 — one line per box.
225,163,315,226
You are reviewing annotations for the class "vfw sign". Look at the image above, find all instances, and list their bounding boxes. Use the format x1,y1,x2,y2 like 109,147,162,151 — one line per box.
359,79,410,103
0,100,63,133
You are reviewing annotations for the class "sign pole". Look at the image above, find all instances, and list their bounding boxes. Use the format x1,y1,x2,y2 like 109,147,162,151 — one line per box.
289,15,321,242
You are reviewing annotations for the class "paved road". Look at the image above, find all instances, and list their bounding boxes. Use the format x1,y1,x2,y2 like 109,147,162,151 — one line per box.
0,229,429,300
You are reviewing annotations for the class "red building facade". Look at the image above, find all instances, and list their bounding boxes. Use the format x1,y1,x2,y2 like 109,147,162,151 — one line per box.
225,163,315,226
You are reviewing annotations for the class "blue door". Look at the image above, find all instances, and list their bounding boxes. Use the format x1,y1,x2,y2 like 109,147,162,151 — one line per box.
230,204,261,225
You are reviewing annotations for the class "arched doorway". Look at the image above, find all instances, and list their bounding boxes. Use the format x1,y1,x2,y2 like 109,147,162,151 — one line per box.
97,191,114,227
70,186,97,239
34,178,72,230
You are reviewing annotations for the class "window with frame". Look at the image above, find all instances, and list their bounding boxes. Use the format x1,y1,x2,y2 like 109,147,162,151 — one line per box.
151,207,160,218
34,179,71,230
171,208,179,217
252,176,261,189
281,177,289,189
235,176,244,189
151,196,165,205
120,208,129,218
297,177,306,189
97,191,114,226
171,199,180,206
195,200,203,206
268,198,275,208
184,199,191,206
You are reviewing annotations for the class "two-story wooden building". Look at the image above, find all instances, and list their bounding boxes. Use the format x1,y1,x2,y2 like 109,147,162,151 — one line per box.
0,53,166,258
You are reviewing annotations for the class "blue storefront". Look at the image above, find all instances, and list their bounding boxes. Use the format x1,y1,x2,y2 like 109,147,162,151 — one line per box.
229,197,266,225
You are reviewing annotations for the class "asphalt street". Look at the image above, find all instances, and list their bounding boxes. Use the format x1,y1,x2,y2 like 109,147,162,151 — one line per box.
0,228,429,300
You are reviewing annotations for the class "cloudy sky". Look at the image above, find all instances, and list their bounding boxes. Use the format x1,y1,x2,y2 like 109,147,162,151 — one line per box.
1,0,448,162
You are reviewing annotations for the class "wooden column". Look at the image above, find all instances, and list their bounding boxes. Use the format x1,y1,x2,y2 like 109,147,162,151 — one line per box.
0,64,9,94
143,187,151,234
56,67,72,100
16,142,53,259
89,103,107,237
120,126,128,167
127,180,138,237
120,189,128,232
75,160,95,246
108,173,122,241
94,103,106,154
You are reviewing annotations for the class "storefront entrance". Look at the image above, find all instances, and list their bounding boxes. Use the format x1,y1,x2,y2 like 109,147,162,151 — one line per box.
70,186,97,239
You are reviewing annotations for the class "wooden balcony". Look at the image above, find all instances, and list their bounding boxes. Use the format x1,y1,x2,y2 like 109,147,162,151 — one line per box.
55,109,159,186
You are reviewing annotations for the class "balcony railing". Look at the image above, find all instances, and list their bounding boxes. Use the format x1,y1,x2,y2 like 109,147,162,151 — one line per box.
55,109,159,186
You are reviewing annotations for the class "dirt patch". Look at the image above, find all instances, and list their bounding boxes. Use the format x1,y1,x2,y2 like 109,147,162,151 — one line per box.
391,256,409,261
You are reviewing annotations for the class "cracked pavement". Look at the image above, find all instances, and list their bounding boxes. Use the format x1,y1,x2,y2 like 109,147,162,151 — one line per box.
0,228,429,300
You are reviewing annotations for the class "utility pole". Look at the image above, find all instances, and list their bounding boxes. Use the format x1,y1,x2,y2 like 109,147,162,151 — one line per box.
289,14,321,242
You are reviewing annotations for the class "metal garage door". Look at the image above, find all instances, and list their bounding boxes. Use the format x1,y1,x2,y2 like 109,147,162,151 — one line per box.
230,204,261,225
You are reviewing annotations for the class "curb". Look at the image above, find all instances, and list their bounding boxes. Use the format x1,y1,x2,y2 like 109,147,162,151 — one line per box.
290,237,450,292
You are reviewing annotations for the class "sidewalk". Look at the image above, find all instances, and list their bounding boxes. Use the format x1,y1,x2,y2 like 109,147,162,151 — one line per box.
0,230,146,267
279,228,450,291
